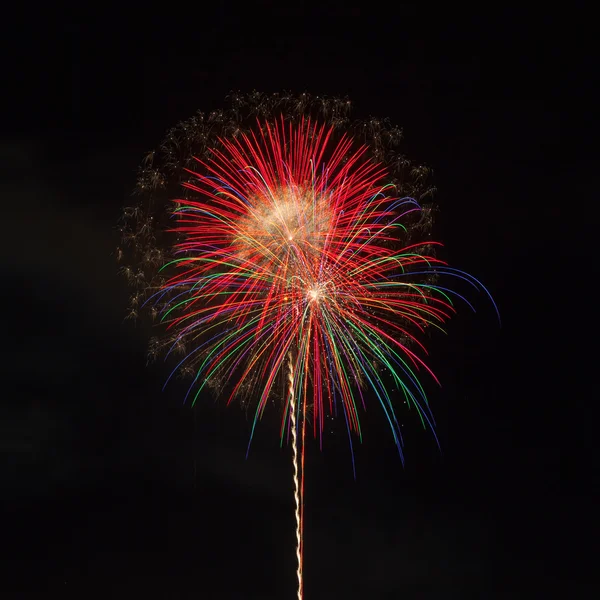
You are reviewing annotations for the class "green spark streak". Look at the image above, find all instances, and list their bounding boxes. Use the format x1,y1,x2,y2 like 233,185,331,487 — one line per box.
190,321,268,406
320,309,363,440
322,308,405,444
339,313,430,428
348,252,434,277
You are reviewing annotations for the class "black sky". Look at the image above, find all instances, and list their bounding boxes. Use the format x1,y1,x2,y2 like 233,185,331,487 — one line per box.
2,5,596,598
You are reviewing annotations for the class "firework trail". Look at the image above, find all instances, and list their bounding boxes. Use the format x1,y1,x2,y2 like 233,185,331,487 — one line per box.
288,352,303,599
118,92,498,598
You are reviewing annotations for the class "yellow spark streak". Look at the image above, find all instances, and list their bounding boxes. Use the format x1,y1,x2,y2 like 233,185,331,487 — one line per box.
288,352,303,600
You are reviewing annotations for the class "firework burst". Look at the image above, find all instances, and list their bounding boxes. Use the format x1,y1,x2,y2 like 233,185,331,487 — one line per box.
118,92,498,598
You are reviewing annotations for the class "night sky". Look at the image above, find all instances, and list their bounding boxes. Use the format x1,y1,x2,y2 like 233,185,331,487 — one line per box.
3,6,595,598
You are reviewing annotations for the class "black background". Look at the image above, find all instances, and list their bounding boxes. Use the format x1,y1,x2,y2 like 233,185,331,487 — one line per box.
2,4,596,598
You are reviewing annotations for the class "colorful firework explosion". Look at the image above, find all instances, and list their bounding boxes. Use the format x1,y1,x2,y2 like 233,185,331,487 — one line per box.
118,92,498,599
160,116,460,460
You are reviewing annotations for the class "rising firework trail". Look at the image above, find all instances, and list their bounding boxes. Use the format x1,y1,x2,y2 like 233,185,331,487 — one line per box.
118,92,499,598
288,352,303,600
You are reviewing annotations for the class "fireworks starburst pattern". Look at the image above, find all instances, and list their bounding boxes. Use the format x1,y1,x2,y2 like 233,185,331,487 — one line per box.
118,92,499,598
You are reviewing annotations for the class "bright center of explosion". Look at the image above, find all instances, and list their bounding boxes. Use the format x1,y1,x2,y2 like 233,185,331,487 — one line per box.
308,288,320,302
239,186,332,254
234,186,334,308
